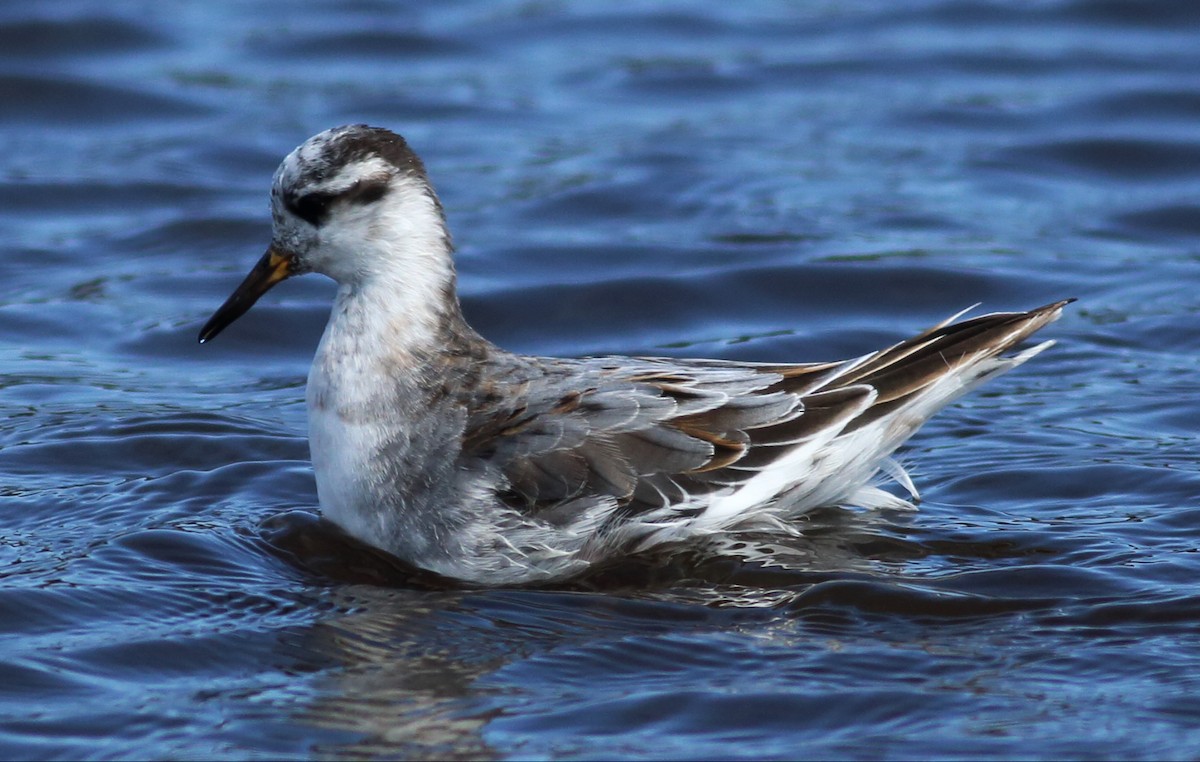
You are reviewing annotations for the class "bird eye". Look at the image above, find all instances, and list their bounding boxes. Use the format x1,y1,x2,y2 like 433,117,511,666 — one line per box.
286,192,334,227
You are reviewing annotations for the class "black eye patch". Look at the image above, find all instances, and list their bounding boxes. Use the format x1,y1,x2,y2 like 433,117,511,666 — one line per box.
284,191,335,227
283,178,390,227
342,178,390,206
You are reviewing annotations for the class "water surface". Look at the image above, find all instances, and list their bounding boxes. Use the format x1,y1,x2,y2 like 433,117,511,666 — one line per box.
2,1,1200,759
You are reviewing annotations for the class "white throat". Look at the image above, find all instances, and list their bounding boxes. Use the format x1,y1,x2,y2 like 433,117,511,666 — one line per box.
315,174,455,358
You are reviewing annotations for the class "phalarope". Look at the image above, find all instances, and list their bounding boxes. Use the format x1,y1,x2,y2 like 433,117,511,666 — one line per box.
200,124,1070,586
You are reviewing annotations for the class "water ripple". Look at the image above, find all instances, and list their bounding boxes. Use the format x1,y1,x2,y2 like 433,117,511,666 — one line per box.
2,1,1200,759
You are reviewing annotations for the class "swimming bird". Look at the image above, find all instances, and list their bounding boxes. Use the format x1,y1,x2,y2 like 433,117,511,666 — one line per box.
199,124,1070,586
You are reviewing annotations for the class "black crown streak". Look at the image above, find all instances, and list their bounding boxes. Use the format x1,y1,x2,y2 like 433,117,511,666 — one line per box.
328,124,430,182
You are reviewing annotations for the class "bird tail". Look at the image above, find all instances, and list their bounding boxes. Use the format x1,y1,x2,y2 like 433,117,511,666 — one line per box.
691,298,1073,533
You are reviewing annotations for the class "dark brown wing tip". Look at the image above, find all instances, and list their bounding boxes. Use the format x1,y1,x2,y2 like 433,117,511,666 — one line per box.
1020,296,1076,328
1037,297,1077,312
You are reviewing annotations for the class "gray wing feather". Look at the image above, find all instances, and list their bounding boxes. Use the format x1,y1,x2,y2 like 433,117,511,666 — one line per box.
461,300,1071,521
461,356,837,516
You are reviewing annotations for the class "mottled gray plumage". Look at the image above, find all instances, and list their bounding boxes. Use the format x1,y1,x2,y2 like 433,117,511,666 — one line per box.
200,124,1071,586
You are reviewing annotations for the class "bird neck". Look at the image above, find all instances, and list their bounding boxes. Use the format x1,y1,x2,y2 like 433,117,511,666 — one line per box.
320,251,484,382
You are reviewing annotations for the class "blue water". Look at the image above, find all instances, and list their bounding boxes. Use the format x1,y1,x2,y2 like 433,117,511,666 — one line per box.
2,1,1200,758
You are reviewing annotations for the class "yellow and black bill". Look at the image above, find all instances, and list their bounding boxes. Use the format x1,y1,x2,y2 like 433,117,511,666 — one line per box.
198,246,298,344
